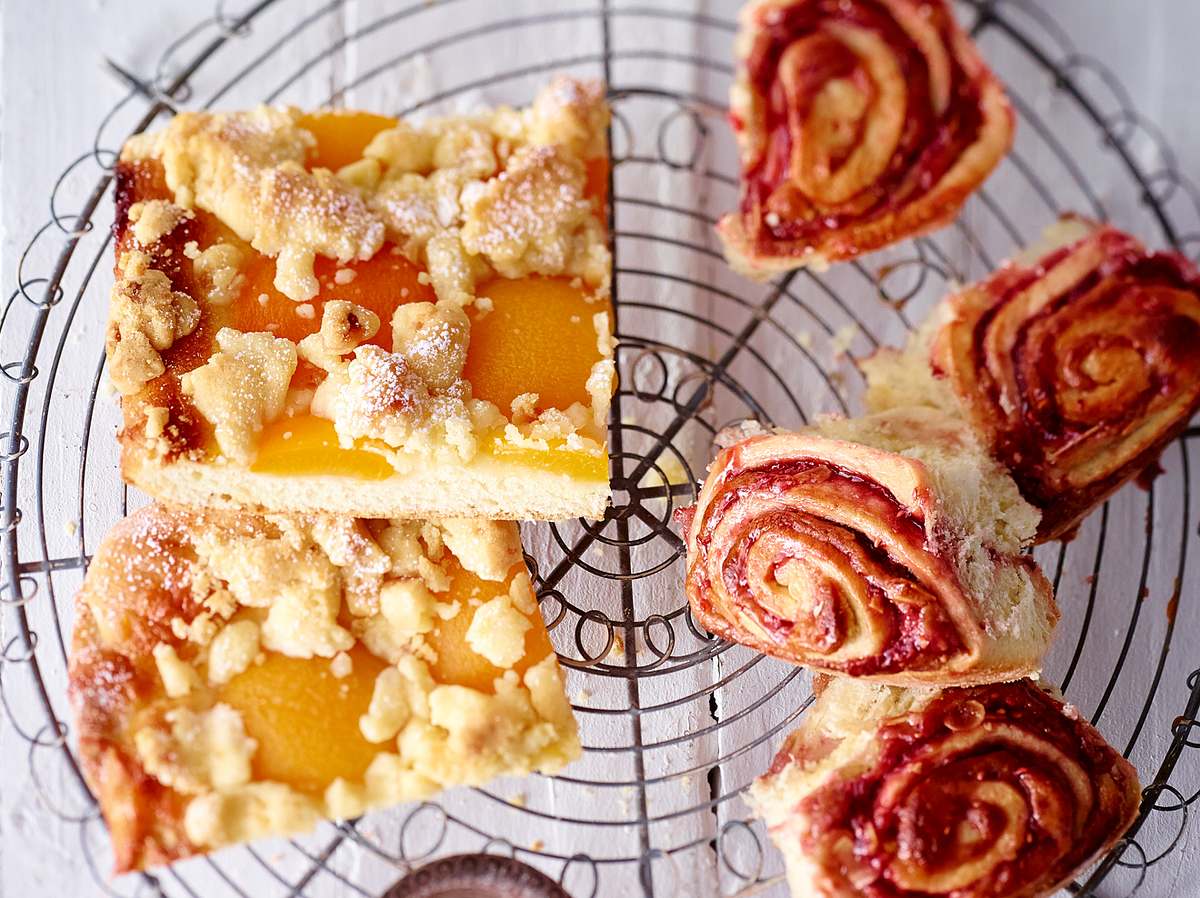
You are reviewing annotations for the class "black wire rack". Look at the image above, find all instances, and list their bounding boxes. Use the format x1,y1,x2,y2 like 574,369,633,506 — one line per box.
3,1,1200,896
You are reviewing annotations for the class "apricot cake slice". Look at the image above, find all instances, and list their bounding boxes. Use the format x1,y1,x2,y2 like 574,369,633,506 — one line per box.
108,77,614,519
69,504,579,871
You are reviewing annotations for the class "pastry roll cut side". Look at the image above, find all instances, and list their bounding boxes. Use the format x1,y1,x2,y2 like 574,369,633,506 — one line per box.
864,218,1200,541
108,77,614,520
750,677,1141,898
682,409,1057,684
718,0,1014,278
68,505,579,872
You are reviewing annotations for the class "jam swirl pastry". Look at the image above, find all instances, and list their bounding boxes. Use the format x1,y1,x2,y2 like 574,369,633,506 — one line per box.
751,676,1141,898
863,217,1200,541
681,409,1057,685
718,0,1014,278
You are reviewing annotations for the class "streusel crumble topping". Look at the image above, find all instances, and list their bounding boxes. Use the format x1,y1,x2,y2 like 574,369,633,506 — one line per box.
113,77,613,472
71,506,579,867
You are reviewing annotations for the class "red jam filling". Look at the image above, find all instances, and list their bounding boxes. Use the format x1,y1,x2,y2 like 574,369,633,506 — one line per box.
795,680,1136,897
689,457,964,674
962,226,1200,509
738,0,987,245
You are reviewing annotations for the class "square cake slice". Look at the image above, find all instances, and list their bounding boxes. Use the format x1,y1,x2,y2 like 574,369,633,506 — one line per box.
108,77,614,519
69,504,579,871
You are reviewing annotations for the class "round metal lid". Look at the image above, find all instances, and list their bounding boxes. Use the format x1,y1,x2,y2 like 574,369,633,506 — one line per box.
382,854,572,898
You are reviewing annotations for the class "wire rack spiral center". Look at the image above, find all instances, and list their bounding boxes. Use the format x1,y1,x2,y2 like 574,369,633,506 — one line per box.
3,2,1200,897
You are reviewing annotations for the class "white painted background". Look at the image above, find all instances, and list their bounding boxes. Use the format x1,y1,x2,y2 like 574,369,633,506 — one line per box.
3,2,1200,897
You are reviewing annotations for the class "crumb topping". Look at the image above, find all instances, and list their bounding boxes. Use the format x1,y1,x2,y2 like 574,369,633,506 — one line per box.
466,595,532,668
319,299,380,352
330,651,353,678
255,165,386,301
587,310,617,427
193,522,352,659
460,145,596,283
336,158,382,191
184,782,321,848
439,518,523,581
389,301,470,388
374,520,429,576
319,78,610,305
170,612,217,646
360,666,415,743
134,704,256,795
524,76,609,158
128,199,191,246
206,620,261,685
152,643,201,697
424,230,486,306
107,251,201,395
332,345,473,455
308,516,392,617
363,121,438,175
180,328,298,464
501,404,603,458
73,505,580,861
369,172,451,259
320,301,500,461
586,359,618,429
191,243,246,307
143,406,170,446
380,579,437,639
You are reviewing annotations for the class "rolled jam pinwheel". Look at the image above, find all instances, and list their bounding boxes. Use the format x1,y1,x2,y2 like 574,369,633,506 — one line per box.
681,409,1057,685
751,676,1140,898
718,0,1014,278
864,218,1200,541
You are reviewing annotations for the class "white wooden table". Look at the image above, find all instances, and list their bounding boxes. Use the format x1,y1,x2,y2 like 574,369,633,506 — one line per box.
4,2,1200,897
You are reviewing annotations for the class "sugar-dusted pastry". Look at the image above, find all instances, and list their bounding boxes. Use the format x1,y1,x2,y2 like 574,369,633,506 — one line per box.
751,676,1141,898
69,505,578,871
863,217,1200,540
718,0,1013,278
681,408,1057,685
108,77,614,520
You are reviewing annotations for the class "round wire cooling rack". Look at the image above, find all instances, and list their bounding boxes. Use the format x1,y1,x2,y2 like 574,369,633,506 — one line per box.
4,1,1200,896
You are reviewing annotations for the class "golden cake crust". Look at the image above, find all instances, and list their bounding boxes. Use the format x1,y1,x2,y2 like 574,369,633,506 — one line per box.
69,504,579,872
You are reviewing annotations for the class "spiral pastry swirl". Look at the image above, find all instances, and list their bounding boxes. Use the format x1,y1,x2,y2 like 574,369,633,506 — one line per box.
718,0,1013,278
933,220,1200,540
752,678,1141,898
682,420,1055,684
